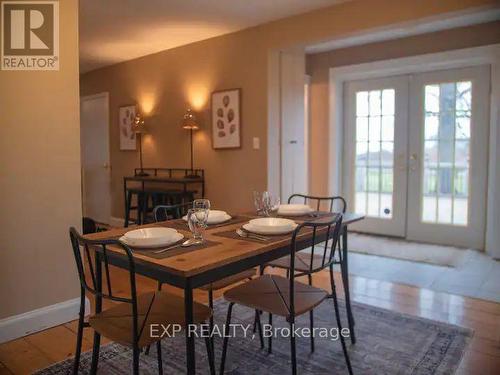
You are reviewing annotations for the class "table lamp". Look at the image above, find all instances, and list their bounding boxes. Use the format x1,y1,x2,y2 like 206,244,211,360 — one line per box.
133,113,149,176
181,109,200,178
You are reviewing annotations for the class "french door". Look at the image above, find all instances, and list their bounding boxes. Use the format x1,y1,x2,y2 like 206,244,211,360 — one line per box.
344,66,490,249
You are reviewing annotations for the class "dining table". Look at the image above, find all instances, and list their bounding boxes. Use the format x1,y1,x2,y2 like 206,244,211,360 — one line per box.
84,211,364,374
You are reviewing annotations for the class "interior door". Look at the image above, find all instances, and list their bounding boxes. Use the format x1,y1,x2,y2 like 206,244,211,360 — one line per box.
344,76,409,237
406,66,490,249
80,93,111,224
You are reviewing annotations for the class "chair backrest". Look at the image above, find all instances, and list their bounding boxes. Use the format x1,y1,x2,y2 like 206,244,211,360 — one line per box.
134,167,204,179
69,227,141,343
288,214,343,316
153,202,193,222
288,194,346,213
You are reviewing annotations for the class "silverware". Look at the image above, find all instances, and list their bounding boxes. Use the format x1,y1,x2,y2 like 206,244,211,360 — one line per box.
236,228,269,242
153,238,202,254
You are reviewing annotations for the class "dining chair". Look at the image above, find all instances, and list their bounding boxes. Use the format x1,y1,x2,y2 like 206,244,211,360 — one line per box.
264,193,355,348
219,214,353,375
153,203,256,344
69,227,216,375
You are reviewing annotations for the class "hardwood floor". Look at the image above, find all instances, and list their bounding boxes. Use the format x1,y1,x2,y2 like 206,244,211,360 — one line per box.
0,266,499,374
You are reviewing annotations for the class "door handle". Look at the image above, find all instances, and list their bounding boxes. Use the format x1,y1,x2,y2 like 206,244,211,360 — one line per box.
103,162,111,169
409,154,418,171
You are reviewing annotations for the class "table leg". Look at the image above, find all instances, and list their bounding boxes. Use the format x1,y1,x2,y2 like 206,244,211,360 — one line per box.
184,281,196,374
341,225,356,344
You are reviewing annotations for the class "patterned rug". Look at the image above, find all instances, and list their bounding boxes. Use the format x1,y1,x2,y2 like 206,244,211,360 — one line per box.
35,299,472,374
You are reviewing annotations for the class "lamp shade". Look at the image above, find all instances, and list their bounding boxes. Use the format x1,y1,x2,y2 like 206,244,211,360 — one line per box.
132,113,146,134
181,109,199,130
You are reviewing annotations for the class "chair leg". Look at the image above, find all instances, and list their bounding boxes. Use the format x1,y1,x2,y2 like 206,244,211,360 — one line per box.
307,274,315,353
208,289,214,347
289,320,297,375
268,313,273,354
219,303,234,375
132,345,140,375
124,191,132,227
72,291,85,375
89,331,101,375
255,309,264,349
204,336,216,375
330,265,353,375
156,340,163,374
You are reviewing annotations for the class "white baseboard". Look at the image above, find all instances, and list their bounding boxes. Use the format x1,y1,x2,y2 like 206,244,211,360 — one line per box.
0,297,90,344
109,216,125,227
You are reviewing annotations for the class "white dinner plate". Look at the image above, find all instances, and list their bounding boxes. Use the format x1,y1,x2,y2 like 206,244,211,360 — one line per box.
183,210,232,225
245,217,297,235
120,227,184,249
277,204,314,216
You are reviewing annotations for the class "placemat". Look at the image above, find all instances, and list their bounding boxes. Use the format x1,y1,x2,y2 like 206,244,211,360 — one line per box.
132,239,220,260
161,215,251,231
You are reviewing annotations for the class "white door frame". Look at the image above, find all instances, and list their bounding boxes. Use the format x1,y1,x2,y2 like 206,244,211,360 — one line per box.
329,44,500,253
80,92,111,224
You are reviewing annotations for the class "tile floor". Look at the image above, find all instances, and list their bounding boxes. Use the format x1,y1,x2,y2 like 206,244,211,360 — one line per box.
341,241,500,303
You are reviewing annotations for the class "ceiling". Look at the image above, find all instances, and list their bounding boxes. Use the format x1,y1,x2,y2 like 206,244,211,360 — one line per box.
79,0,343,73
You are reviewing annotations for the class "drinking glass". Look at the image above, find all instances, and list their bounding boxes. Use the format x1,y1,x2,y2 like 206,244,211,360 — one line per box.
193,199,211,213
253,191,265,215
187,208,209,241
262,191,280,217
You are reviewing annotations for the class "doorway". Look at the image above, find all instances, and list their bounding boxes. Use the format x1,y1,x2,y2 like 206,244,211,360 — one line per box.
80,93,111,224
343,66,490,249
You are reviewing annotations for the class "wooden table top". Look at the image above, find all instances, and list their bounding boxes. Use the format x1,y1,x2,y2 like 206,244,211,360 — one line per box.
84,212,364,278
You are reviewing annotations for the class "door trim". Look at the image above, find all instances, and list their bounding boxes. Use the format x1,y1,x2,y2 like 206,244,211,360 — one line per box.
329,44,500,252
80,92,111,224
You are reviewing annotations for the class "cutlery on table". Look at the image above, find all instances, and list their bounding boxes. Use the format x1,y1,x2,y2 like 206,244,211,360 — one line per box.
236,228,269,242
153,238,202,254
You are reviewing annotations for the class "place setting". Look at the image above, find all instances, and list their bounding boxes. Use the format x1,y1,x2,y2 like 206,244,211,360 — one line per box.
119,199,220,259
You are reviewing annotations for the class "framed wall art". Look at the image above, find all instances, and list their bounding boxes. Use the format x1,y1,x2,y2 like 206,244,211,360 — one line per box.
211,88,241,149
119,105,137,150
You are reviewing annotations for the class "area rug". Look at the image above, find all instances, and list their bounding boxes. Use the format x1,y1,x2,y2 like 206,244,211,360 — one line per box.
35,299,472,374
348,233,470,267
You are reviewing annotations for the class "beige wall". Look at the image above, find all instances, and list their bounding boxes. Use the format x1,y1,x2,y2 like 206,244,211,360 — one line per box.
306,21,500,196
79,0,498,218
0,0,81,318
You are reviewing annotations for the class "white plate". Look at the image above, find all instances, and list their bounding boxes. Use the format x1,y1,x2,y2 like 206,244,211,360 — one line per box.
246,217,297,235
277,204,314,216
183,210,232,225
120,227,183,249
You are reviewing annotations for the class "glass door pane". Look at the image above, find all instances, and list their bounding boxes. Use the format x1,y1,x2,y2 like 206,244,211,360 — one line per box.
354,89,394,219
421,81,471,226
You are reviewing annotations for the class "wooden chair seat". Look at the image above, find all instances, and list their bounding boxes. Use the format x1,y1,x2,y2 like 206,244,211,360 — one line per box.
89,290,211,348
199,269,256,291
267,252,327,273
223,274,327,318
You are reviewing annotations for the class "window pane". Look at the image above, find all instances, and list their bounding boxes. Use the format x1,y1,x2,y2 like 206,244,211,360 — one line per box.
422,196,437,223
437,196,452,224
380,142,393,167
367,192,379,216
453,195,468,225
369,116,381,142
368,141,380,165
382,89,395,115
367,167,380,192
356,117,368,141
456,117,470,139
454,140,469,169
425,85,440,113
425,115,439,140
381,115,394,141
456,81,471,112
369,90,381,116
356,91,369,116
356,142,368,166
424,140,438,165
381,167,393,193
355,167,367,192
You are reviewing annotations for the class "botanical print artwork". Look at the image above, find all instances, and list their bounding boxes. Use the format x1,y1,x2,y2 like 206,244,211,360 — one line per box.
212,89,241,149
119,105,136,150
